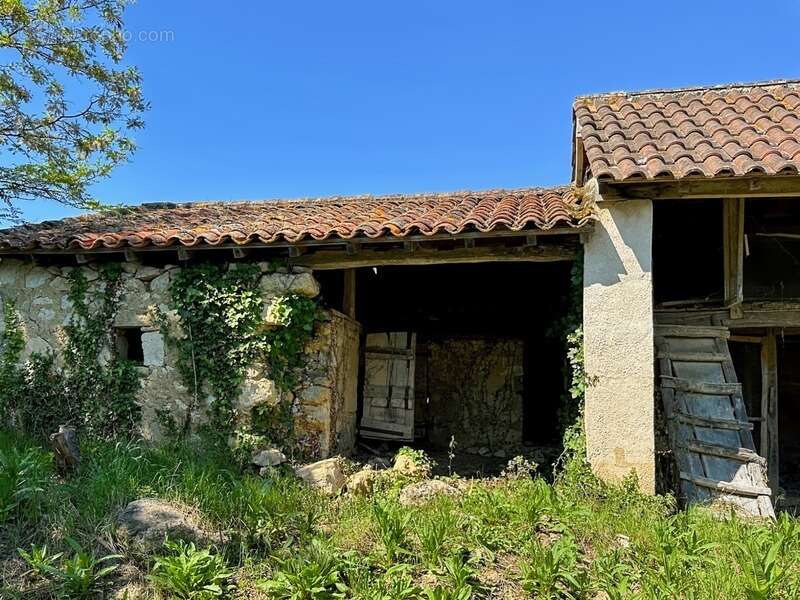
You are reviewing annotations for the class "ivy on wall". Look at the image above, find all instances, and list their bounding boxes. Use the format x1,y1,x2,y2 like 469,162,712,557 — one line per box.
163,263,319,446
0,265,141,441
550,253,598,486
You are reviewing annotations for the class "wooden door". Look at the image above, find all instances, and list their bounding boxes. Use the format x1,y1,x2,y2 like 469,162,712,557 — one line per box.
359,332,416,441
656,325,774,517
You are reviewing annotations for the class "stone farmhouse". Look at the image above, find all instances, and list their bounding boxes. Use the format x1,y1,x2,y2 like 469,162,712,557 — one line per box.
1,80,800,515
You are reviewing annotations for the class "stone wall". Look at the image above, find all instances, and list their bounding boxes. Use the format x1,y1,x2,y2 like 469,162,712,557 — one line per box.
415,338,525,456
583,197,656,494
0,258,357,459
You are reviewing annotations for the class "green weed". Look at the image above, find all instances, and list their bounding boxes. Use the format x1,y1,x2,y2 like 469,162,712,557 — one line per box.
38,538,121,599
258,538,350,599
149,539,233,599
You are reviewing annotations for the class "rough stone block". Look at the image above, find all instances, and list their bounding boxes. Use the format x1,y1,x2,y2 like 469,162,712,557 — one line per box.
141,331,165,367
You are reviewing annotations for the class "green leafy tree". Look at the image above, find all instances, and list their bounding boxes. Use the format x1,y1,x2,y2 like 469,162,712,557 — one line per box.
0,0,146,219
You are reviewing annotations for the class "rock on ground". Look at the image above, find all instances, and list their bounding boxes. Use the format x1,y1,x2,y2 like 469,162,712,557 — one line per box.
294,457,347,495
116,498,214,551
252,448,287,468
399,479,462,507
393,454,431,478
347,468,379,496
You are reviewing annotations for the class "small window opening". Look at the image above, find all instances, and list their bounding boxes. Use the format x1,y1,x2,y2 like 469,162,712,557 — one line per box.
116,327,144,365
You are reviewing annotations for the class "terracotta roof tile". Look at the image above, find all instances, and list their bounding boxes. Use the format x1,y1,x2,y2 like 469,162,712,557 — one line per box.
574,80,800,181
0,187,591,252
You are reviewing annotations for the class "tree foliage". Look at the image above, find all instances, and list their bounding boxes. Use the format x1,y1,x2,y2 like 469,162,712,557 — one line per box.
0,0,145,219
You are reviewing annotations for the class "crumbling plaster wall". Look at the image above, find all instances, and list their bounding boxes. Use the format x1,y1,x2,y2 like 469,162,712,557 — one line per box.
0,258,356,458
583,197,656,494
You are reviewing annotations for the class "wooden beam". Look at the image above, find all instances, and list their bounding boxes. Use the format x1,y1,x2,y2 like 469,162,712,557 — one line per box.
123,249,139,263
177,247,191,261
232,247,249,259
723,198,745,315
599,175,800,201
342,269,356,319
2,226,589,258
287,246,304,258
295,243,578,270
656,301,800,329
763,332,779,492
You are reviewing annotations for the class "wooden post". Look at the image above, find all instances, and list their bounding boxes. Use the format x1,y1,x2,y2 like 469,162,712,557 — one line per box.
762,331,779,491
723,198,745,317
342,269,356,319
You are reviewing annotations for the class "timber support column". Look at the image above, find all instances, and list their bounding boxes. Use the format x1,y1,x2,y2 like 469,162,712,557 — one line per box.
583,197,655,494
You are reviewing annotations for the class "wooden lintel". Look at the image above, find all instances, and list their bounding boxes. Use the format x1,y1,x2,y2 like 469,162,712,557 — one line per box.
287,246,304,258
526,234,538,247
346,241,361,255
403,241,417,252
232,247,249,259
295,243,577,270
463,238,475,249
598,175,800,201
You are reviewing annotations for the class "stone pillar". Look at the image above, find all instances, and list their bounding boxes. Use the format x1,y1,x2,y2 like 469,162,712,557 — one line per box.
583,198,655,493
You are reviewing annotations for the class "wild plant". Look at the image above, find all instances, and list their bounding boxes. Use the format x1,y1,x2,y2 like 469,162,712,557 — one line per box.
258,537,349,599
447,435,457,476
520,536,587,599
422,586,472,600
0,444,52,524
440,552,485,598
39,538,121,599
376,564,423,599
148,539,233,599
18,544,63,576
640,513,715,597
346,561,422,600
733,524,789,600
416,506,458,569
372,500,411,562
235,477,320,550
591,549,635,600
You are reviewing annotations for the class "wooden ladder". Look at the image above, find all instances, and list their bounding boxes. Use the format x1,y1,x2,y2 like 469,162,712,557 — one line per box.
655,325,774,518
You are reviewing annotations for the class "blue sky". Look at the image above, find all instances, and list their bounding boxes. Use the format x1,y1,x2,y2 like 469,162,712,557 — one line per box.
20,0,800,222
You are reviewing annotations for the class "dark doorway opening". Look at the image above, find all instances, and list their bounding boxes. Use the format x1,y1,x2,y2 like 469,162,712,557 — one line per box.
340,261,574,471
779,336,800,494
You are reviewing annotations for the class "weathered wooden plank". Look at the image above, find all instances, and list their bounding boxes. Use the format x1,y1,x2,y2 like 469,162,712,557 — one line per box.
661,379,742,395
655,325,731,339
657,352,729,362
679,472,772,497
683,440,765,465
673,413,754,430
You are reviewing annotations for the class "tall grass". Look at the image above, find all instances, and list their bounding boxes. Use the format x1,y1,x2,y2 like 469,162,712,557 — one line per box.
4,427,800,598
